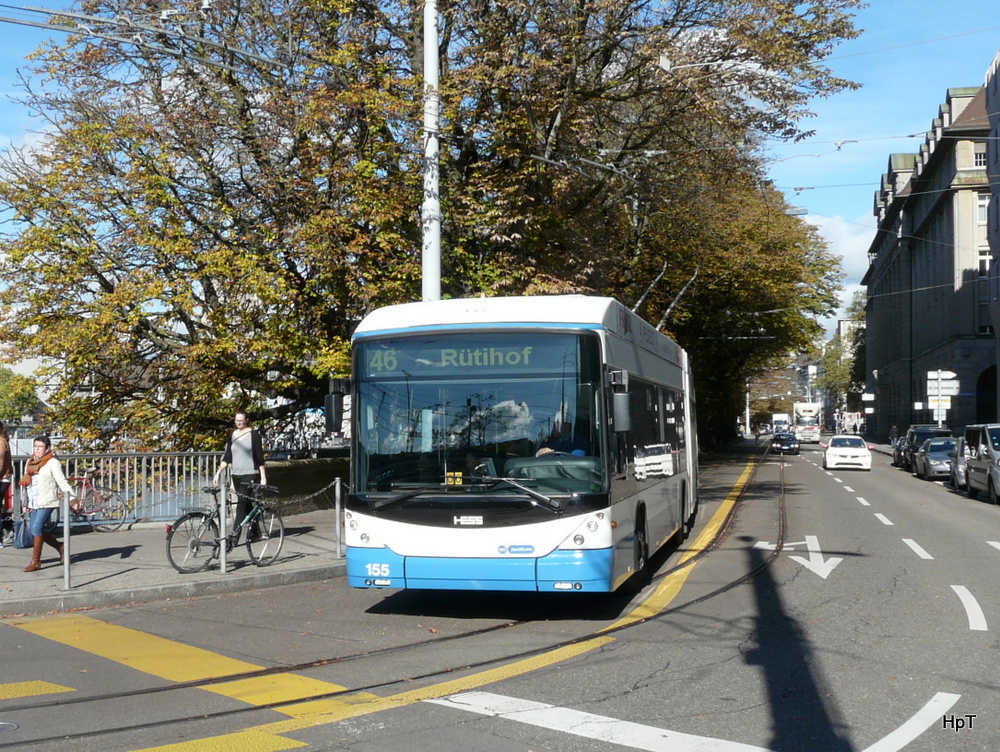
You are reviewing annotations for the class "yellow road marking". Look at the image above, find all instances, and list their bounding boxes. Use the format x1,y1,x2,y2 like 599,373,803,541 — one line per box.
0,680,73,700
134,729,306,752
5,615,380,715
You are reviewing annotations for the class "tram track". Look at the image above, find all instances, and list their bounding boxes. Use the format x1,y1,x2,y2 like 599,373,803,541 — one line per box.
1,446,788,749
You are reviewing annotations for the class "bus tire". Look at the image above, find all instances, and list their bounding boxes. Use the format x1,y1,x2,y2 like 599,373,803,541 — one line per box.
621,510,649,595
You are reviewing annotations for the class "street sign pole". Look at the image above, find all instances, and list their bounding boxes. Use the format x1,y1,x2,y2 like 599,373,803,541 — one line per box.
927,370,958,428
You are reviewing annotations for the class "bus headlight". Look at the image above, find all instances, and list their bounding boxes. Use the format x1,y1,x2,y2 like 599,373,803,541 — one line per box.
349,519,359,531
586,520,599,532
573,534,585,545
360,533,370,543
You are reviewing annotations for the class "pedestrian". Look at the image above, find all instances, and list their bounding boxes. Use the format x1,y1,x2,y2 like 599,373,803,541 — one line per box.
889,424,898,443
0,422,11,547
18,435,76,572
212,410,268,539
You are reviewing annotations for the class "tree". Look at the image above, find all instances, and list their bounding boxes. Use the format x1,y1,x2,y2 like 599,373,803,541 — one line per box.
0,0,863,448
0,367,40,423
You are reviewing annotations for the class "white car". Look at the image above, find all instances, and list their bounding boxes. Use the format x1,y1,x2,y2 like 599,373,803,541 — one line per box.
822,435,873,471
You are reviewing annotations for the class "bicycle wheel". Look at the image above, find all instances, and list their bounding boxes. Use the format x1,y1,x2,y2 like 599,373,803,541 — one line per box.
166,512,219,573
246,508,284,566
84,487,129,533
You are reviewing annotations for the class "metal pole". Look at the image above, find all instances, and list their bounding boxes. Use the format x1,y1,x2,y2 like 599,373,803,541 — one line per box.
421,0,441,301
219,470,229,574
61,492,71,591
335,477,343,558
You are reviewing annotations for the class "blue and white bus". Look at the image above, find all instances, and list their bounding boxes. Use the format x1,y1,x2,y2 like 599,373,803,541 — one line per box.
344,295,698,593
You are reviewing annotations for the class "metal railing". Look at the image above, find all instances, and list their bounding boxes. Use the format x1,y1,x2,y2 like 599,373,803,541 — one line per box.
12,452,224,523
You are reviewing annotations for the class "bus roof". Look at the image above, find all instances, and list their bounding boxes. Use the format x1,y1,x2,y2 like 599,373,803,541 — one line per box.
353,295,683,364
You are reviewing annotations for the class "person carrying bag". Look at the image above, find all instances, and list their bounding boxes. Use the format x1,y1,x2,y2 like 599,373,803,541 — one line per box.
18,436,77,571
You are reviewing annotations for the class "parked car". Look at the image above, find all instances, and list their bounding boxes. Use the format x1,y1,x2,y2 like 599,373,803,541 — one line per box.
822,435,873,471
902,424,952,472
913,437,955,480
949,436,967,490
963,424,1000,502
770,432,800,455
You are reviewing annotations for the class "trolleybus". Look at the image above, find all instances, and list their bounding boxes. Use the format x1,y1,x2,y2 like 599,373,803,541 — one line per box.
344,295,698,593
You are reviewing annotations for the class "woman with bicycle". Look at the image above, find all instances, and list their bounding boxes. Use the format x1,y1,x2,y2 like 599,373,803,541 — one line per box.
213,410,267,541
19,436,77,571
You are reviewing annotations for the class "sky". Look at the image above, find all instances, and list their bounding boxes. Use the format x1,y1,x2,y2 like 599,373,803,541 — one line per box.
764,1,1000,334
0,2,998,338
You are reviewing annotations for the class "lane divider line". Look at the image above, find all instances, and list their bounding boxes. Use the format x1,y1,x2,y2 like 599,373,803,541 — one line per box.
901,539,933,560
874,513,894,526
856,497,871,506
950,586,988,631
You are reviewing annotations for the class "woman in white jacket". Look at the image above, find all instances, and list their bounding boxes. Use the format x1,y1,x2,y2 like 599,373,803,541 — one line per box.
18,436,76,572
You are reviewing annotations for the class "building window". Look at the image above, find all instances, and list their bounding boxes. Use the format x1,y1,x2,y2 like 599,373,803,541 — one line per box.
979,302,994,335
975,143,988,168
980,249,993,277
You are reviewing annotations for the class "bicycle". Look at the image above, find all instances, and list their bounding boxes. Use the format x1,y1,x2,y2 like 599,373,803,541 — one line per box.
43,468,130,533
165,482,284,573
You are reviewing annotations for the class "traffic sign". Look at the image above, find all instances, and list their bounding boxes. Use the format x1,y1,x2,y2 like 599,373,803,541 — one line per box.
928,370,957,380
927,381,960,396
927,396,951,408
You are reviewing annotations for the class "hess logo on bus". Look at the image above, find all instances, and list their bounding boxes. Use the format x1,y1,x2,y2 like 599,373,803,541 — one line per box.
454,515,483,526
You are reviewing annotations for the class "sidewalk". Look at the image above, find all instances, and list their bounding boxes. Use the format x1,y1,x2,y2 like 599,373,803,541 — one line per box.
0,508,346,617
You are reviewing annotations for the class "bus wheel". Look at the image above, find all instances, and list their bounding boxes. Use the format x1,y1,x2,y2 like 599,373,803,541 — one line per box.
622,513,649,595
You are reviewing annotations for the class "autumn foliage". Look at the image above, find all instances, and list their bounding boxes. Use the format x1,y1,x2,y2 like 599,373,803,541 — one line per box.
0,0,860,448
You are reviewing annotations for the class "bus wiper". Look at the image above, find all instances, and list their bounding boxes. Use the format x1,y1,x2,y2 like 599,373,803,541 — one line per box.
370,486,445,510
473,475,564,512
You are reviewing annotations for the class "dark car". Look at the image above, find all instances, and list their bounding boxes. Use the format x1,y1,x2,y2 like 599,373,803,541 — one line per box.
913,437,955,480
770,432,800,455
902,424,952,472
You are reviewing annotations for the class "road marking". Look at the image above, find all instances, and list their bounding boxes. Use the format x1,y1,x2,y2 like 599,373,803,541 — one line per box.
988,541,1000,552
843,486,854,492
6,615,381,717
427,691,773,751
856,497,871,506
133,730,307,752
0,681,73,701
860,692,961,752
834,477,844,484
430,690,962,752
787,535,842,579
874,513,894,526
950,586,988,631
901,539,933,560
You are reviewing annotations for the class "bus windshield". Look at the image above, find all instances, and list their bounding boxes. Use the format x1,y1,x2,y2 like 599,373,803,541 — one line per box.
353,331,604,498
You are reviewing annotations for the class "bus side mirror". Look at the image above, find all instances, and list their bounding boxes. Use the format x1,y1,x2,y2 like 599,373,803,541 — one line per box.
613,392,631,433
325,377,351,434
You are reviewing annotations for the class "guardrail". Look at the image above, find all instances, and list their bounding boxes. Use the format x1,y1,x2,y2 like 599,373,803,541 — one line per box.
11,452,223,523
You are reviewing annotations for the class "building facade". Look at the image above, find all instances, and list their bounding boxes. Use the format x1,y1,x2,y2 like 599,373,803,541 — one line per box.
863,86,994,440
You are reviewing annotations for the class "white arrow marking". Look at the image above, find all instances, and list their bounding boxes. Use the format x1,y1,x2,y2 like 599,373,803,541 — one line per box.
951,585,988,631
752,539,809,551
902,538,933,560
988,541,1000,552
431,691,961,752
788,535,842,579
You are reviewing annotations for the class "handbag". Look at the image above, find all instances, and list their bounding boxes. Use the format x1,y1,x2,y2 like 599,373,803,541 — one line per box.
13,515,32,549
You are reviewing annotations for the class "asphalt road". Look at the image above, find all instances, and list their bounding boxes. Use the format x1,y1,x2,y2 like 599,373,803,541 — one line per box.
0,441,996,752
